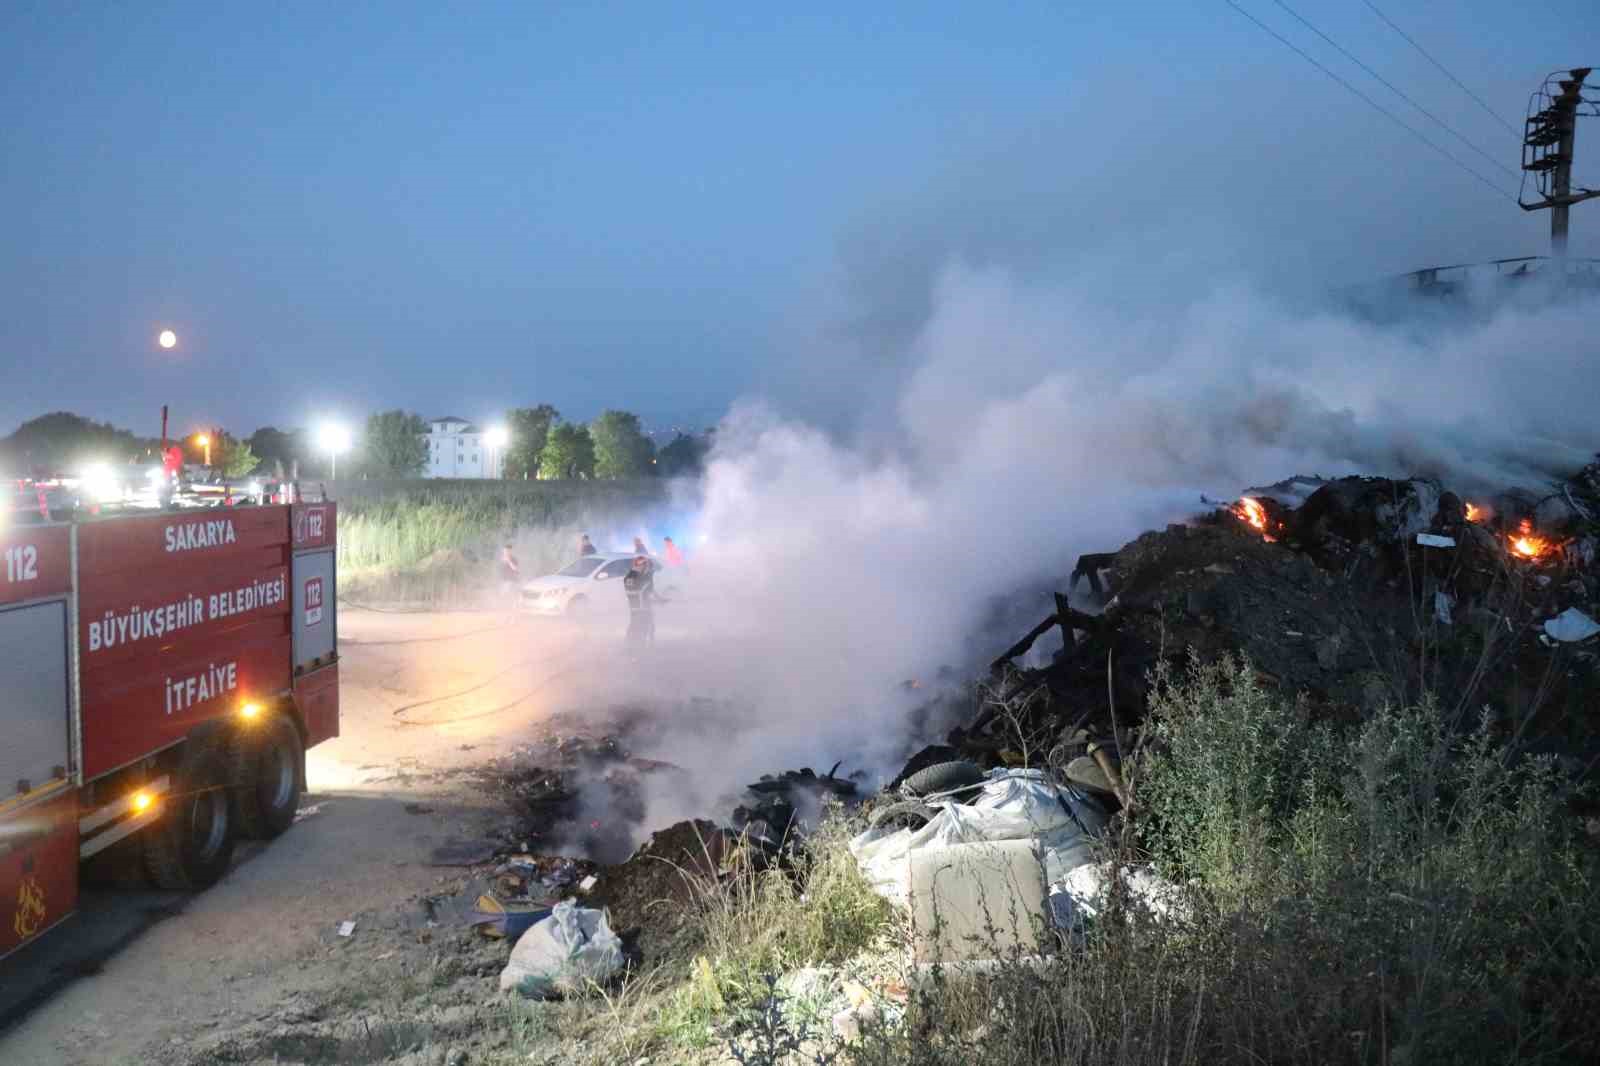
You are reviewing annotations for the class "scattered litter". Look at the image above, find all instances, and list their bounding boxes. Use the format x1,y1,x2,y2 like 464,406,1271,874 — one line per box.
542,858,579,889
427,839,499,867
1434,591,1455,626
1416,533,1456,548
469,894,553,940
498,900,624,998
403,803,435,815
293,803,325,823
832,999,881,1044
1544,608,1600,644
337,920,356,938
578,874,598,892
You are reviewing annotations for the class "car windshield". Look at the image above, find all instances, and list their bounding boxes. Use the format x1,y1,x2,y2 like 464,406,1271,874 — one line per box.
597,558,634,579
556,557,604,578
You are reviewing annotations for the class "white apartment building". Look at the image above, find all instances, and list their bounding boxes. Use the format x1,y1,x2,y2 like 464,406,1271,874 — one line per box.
423,416,505,479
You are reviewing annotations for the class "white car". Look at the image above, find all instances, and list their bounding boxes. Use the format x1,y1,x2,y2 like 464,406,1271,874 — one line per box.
520,553,663,618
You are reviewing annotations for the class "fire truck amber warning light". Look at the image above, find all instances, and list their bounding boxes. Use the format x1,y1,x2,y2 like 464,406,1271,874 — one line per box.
131,791,154,814
240,701,262,719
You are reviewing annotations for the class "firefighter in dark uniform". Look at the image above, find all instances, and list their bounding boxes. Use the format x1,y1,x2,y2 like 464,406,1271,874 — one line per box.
622,555,657,648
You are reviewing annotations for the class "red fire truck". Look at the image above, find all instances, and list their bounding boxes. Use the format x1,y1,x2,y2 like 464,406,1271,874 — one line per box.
1,502,339,958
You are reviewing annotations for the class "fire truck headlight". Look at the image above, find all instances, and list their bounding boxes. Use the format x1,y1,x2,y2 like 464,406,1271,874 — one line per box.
83,463,119,502
239,701,263,720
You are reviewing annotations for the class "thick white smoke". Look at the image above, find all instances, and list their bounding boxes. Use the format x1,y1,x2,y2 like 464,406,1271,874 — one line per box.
639,262,1599,800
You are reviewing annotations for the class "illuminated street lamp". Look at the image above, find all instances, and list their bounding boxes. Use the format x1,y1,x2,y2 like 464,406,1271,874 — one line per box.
196,434,211,466
485,425,509,479
318,423,352,480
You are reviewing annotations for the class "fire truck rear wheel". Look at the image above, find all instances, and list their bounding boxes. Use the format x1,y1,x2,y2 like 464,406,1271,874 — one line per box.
144,745,237,891
230,712,304,839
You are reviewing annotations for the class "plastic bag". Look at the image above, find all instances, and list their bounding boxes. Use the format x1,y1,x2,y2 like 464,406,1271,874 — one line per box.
498,900,624,998
849,769,1108,908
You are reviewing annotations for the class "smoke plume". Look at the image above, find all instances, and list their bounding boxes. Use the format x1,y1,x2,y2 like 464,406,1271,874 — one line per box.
636,260,1600,802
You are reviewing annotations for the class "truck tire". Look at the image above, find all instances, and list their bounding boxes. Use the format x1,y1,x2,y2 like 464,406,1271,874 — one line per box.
868,799,938,830
900,760,986,798
145,745,236,890
229,711,304,839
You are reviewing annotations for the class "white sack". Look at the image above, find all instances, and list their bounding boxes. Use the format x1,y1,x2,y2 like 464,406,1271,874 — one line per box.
498,899,624,998
850,769,1108,908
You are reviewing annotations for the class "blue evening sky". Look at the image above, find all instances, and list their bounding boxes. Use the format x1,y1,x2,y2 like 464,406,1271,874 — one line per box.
2,1,1592,437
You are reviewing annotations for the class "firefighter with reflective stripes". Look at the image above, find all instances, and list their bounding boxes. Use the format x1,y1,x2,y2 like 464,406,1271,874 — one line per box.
622,555,658,648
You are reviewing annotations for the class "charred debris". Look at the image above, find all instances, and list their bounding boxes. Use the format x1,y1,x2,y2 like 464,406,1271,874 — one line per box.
470,458,1599,956
951,459,1600,797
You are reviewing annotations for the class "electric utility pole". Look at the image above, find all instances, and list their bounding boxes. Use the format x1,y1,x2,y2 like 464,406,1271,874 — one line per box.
1521,67,1599,257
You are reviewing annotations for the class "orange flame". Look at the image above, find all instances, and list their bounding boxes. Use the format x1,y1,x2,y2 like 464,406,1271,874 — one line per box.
1464,502,1483,523
1509,519,1550,560
1233,497,1276,541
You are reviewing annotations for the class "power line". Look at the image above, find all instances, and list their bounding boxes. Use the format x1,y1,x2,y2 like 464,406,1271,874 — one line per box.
1271,0,1518,180
1223,0,1516,202
1361,0,1521,137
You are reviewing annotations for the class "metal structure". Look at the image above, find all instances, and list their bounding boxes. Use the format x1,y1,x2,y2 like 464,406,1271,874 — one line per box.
1520,68,1600,255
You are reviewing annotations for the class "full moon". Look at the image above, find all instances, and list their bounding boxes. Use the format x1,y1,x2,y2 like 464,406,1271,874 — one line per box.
158,329,177,349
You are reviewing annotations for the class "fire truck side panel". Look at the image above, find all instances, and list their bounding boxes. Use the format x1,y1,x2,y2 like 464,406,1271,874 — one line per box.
294,663,340,747
0,600,72,800
75,510,295,781
289,501,339,749
79,631,292,780
75,507,288,578
0,524,71,605
0,785,79,960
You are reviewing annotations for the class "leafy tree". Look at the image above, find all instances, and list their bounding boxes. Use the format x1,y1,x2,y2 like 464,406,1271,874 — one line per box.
538,422,596,480
503,405,559,479
590,409,654,479
360,410,427,478
219,438,259,478
247,426,310,477
0,412,153,474
656,431,710,477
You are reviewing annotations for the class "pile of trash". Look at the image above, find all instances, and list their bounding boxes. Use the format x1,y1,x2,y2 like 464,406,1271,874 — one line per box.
832,459,1600,976
477,459,1600,1011
850,763,1181,972
473,728,680,863
943,467,1600,783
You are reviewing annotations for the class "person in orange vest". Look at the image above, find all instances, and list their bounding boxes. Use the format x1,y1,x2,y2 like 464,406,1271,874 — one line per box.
662,536,685,568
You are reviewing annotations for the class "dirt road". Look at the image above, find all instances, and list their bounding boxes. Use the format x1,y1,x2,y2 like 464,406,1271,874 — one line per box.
0,606,638,1065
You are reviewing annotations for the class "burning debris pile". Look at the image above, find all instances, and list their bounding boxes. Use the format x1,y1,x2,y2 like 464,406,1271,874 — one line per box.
472,725,679,864
928,457,1600,797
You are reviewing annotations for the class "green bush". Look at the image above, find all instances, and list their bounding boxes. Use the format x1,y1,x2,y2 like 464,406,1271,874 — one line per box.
689,656,1600,1066
332,480,668,599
